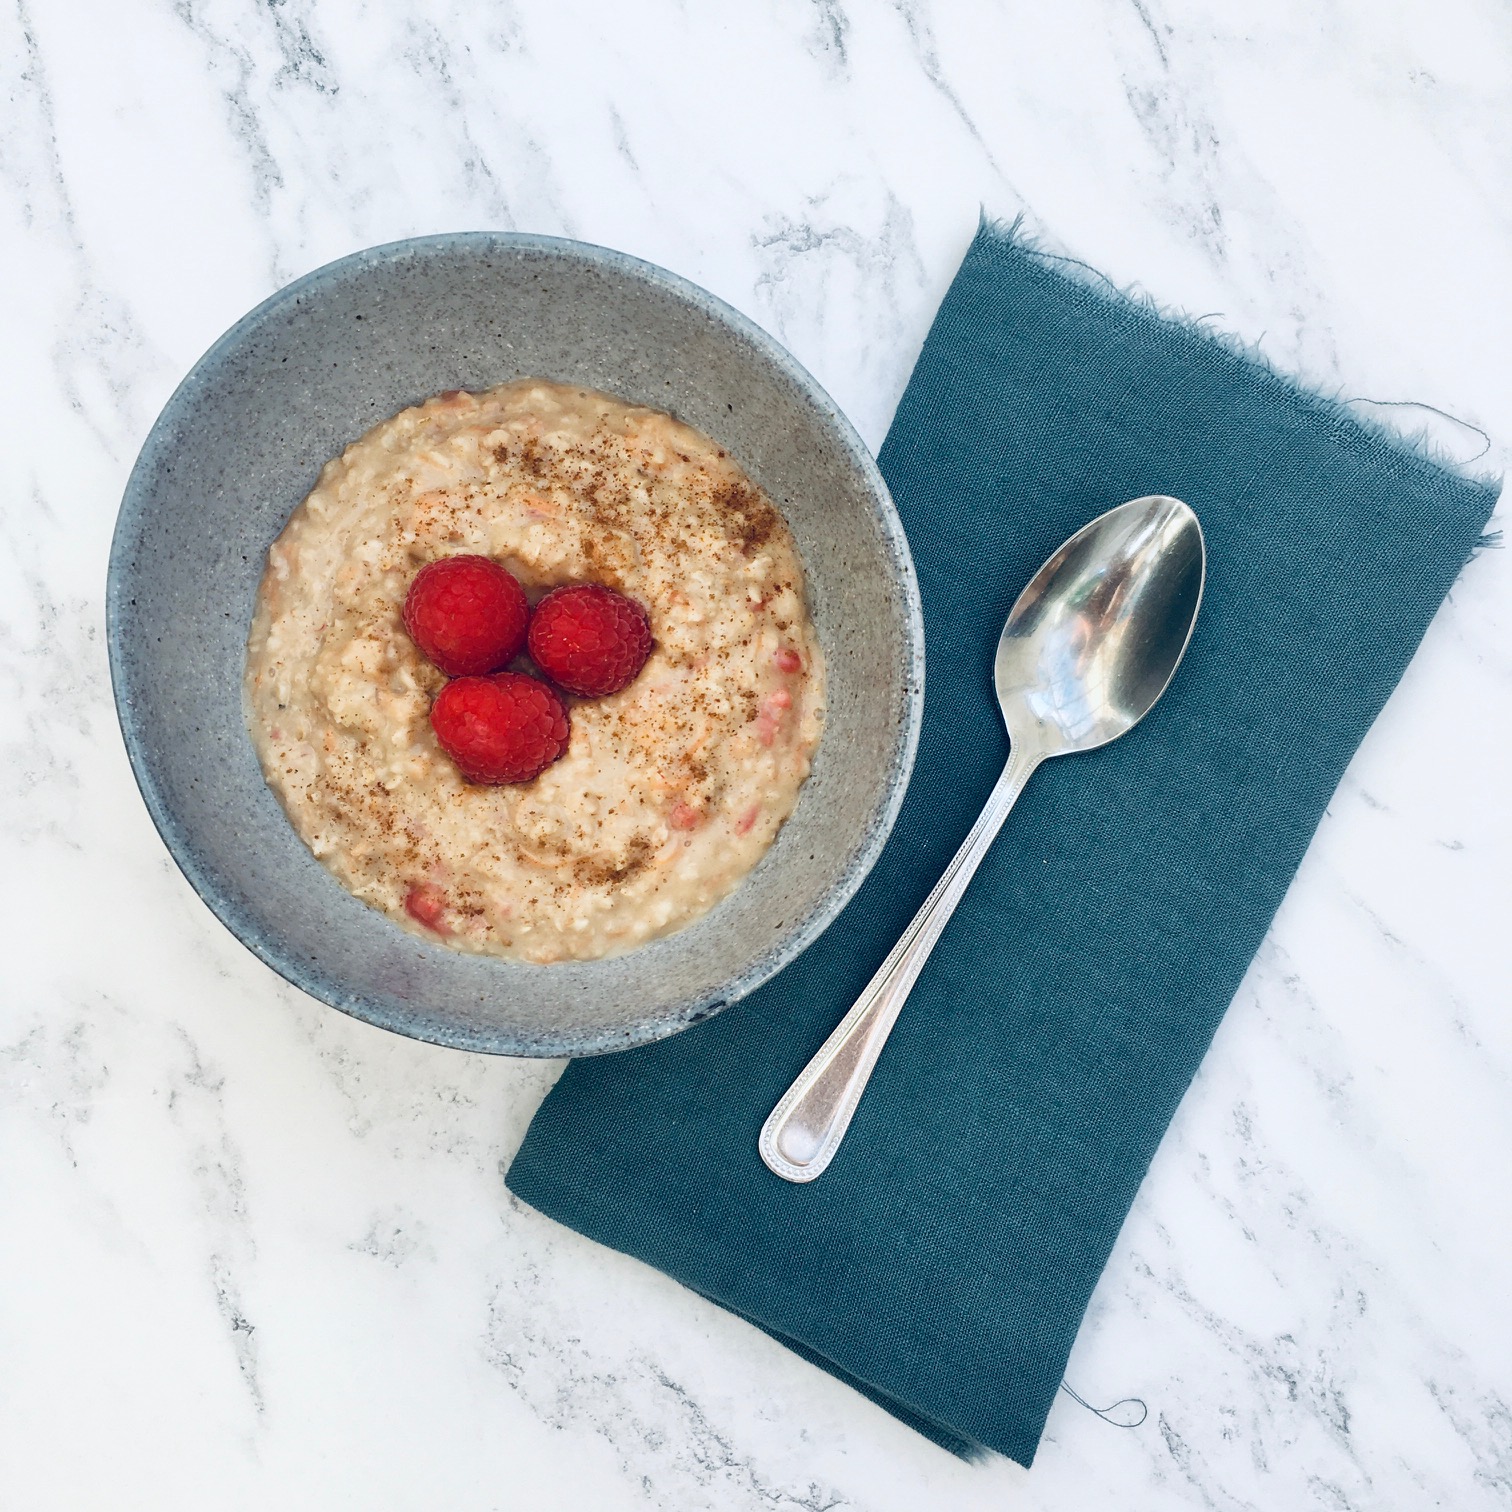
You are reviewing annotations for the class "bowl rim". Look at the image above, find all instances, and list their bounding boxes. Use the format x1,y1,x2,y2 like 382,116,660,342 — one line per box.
106,231,925,1056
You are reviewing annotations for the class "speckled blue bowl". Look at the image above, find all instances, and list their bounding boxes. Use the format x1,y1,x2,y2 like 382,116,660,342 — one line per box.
107,234,923,1056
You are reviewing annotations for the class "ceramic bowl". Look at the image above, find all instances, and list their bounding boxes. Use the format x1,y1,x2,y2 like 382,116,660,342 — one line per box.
108,234,923,1056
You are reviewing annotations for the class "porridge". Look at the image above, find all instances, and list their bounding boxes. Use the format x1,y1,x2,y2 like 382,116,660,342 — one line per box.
244,379,825,963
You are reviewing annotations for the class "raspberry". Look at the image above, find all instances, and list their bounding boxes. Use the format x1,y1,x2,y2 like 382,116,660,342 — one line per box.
527,583,653,698
430,672,570,784
404,883,449,933
403,555,529,676
668,802,703,831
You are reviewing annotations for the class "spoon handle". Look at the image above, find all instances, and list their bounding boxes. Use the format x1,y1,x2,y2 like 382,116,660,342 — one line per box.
758,744,1041,1183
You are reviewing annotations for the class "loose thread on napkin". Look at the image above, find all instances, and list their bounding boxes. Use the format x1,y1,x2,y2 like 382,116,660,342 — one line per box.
1342,396,1493,464
1059,1382,1149,1430
988,209,1502,490
1013,243,1122,296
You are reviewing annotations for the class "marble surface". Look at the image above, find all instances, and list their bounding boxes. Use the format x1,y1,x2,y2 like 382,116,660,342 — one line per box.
2,0,1508,1505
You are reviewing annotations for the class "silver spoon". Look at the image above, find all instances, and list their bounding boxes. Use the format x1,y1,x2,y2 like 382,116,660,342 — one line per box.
759,495,1206,1183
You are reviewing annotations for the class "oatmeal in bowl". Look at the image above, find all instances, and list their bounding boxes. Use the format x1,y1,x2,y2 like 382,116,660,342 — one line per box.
110,233,920,1055
245,380,826,964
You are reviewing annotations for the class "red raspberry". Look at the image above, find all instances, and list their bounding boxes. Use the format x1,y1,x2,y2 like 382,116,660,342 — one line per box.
404,883,449,933
668,802,703,831
527,584,653,698
430,672,570,784
403,555,529,676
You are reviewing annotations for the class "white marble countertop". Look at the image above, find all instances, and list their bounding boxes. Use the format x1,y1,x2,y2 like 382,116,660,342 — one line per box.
3,1,1508,1506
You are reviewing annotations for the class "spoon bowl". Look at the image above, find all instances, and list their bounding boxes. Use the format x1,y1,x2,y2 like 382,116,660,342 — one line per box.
759,495,1206,1182
998,496,1205,758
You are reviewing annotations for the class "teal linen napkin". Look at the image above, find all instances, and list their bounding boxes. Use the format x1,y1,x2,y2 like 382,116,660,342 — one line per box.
506,222,1498,1464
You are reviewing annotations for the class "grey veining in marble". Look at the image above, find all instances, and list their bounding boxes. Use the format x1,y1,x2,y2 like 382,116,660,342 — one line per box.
1,1,1508,1508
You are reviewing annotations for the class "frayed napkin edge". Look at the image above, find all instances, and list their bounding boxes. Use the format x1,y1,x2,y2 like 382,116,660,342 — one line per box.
974,210,1503,560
